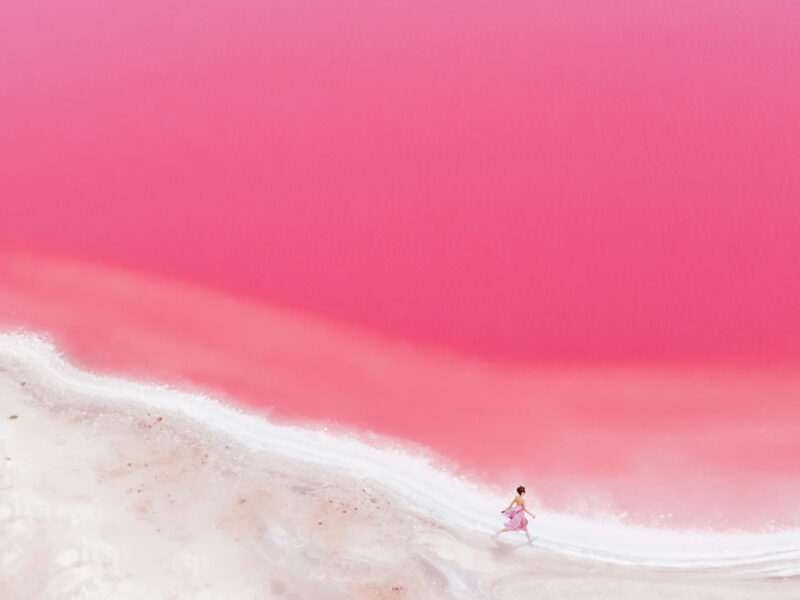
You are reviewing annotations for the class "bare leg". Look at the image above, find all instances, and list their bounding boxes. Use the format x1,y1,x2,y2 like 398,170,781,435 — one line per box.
525,527,532,543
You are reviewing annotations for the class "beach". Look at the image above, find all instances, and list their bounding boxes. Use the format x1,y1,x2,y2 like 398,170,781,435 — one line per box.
1,334,797,599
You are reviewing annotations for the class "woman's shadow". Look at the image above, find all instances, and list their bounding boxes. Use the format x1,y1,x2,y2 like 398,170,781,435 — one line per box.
490,534,538,558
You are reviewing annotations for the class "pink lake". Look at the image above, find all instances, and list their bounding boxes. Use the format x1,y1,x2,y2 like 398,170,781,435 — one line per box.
1,0,799,530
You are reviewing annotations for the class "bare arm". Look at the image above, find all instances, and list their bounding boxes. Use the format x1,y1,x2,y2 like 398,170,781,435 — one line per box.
521,499,536,518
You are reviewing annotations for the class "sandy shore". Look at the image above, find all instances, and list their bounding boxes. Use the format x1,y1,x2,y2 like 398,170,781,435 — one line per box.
0,352,796,599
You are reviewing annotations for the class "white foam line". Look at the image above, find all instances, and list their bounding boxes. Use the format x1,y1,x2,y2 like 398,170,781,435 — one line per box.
1,332,799,576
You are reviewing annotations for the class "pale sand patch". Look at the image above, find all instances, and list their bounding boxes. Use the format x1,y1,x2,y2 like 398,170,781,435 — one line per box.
0,372,795,599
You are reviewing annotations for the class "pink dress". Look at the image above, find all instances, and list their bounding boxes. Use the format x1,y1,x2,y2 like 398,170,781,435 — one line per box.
501,505,528,531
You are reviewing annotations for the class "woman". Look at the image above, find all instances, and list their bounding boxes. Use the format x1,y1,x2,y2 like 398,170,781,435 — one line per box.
496,485,536,543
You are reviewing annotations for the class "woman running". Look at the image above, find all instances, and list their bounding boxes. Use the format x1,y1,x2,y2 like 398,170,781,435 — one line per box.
496,485,536,543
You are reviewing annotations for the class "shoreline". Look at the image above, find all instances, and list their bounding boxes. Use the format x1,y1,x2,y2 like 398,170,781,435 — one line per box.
2,250,800,531
0,332,798,599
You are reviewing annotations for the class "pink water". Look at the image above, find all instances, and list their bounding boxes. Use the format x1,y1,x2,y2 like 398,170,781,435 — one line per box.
1,1,799,530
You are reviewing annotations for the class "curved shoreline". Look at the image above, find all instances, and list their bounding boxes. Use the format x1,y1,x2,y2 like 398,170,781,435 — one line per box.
3,249,800,532
1,332,798,579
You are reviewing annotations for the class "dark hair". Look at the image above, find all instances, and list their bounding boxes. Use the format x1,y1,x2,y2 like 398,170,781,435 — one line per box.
516,485,526,495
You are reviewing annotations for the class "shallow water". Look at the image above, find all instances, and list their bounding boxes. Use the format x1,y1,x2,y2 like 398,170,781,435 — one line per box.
2,251,800,533
1,334,798,599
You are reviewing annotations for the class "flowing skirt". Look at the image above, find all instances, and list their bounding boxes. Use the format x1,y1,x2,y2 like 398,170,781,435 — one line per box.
501,506,528,531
